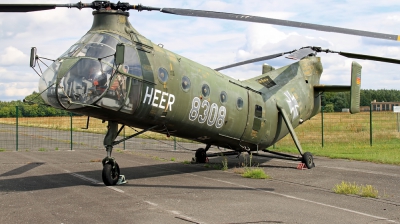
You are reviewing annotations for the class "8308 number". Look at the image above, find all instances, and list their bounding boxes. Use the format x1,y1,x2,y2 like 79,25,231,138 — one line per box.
189,97,226,128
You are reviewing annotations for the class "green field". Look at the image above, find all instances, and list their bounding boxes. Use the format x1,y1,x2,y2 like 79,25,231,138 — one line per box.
273,112,400,165
0,111,399,165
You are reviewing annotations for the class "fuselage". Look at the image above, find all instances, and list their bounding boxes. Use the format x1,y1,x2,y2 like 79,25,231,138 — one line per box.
39,9,323,151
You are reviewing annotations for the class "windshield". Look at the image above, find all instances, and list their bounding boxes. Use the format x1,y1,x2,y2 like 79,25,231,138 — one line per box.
40,32,144,113
58,58,113,109
38,61,62,108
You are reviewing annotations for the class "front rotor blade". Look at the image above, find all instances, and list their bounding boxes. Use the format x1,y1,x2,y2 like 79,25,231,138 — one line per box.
0,3,91,12
0,4,57,12
338,52,400,64
159,8,399,42
215,51,294,71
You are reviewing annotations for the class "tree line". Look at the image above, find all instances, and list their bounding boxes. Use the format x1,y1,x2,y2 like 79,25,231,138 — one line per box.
0,89,399,117
0,92,70,118
323,89,400,112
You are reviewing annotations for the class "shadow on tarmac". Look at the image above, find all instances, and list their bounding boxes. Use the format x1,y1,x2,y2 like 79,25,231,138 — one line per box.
0,161,277,193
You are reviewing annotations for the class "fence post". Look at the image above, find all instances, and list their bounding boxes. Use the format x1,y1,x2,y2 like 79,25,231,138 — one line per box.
174,136,176,150
370,103,373,146
70,113,73,151
123,127,126,150
16,106,18,151
321,105,324,148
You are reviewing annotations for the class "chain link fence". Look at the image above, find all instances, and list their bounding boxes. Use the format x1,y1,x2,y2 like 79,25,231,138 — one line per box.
0,105,399,151
0,106,203,152
276,108,400,148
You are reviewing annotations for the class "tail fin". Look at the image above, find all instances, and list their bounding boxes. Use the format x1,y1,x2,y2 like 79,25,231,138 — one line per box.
350,61,362,114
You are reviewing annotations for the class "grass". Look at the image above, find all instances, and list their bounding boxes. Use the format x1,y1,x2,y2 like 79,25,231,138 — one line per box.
332,181,360,195
0,149,5,152
233,153,270,179
269,112,400,165
38,148,46,152
221,156,228,171
333,181,379,198
170,157,176,162
182,160,191,165
242,168,270,179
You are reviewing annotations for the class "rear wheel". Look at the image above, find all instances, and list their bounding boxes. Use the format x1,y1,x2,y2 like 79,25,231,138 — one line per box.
302,152,315,169
102,162,120,186
195,148,207,163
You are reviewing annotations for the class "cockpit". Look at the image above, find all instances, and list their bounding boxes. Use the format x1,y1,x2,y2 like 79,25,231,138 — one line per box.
39,32,143,114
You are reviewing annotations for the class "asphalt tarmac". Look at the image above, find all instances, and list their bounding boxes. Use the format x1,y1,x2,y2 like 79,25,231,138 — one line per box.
0,147,399,224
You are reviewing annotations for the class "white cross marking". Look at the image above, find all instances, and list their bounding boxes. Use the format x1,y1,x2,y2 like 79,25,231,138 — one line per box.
284,91,299,120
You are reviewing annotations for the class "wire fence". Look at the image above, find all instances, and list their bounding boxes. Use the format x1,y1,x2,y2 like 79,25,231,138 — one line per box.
0,106,399,151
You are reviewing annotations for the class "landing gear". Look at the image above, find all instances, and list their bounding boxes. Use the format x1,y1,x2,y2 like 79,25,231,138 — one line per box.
100,121,160,186
195,148,207,163
102,121,120,186
302,152,315,169
276,104,316,169
195,144,211,163
102,158,120,186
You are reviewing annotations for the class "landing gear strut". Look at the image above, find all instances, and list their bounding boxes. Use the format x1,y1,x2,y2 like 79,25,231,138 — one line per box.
277,104,315,169
102,121,119,186
101,121,160,186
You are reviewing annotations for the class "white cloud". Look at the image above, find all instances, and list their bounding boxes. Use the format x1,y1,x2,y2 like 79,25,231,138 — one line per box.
0,82,37,98
0,46,28,66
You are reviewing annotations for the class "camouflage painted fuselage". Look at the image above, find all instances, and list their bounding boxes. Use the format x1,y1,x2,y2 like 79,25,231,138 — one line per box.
40,10,323,151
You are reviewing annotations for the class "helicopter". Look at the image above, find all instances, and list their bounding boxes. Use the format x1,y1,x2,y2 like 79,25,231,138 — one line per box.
1,1,400,186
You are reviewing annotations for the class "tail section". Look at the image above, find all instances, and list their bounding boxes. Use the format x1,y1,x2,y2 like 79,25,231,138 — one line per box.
350,62,362,114
313,61,362,114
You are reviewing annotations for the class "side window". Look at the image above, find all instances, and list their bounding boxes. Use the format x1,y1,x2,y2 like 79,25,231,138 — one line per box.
237,97,244,110
158,67,169,83
220,91,228,104
253,104,262,131
123,46,142,77
181,76,191,92
201,84,210,97
255,105,262,118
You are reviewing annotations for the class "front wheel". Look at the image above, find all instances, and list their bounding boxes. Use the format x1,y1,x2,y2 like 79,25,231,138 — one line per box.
102,162,120,186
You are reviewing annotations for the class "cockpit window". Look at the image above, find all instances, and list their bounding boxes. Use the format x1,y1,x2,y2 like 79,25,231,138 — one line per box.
73,33,119,64
122,45,142,77
118,35,131,44
78,43,115,59
77,33,93,44
59,44,83,58
58,58,114,109
89,33,119,48
39,61,62,108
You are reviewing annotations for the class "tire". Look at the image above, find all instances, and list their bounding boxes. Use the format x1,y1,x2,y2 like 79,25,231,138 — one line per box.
195,148,207,163
102,162,120,186
302,152,315,169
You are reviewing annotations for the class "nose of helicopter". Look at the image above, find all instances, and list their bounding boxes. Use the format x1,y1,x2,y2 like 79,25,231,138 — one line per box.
39,58,113,110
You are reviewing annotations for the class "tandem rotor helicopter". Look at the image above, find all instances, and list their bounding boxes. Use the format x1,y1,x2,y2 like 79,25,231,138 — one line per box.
1,1,400,186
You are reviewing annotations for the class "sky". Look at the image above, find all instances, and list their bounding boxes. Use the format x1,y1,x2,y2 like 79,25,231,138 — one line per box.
0,0,400,101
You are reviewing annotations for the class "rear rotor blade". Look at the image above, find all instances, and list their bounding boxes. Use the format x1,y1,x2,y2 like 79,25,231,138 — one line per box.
157,8,399,42
338,52,400,65
215,50,295,71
